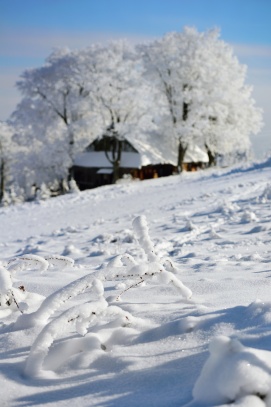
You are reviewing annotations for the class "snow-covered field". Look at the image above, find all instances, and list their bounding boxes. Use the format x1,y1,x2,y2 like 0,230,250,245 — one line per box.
1,159,271,407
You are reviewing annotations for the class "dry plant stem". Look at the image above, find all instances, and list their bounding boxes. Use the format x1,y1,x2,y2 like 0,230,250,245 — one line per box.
116,279,145,301
10,290,23,314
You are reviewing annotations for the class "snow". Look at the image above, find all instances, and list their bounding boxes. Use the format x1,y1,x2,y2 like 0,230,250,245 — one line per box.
74,151,142,169
96,168,113,174
0,158,271,406
184,144,209,163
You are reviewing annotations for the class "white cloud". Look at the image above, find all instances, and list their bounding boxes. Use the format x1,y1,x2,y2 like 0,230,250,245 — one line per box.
230,44,271,158
0,67,22,120
0,29,154,120
232,43,271,58
0,28,154,58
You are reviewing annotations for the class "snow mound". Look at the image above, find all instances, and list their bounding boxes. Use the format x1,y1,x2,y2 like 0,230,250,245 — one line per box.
191,336,271,406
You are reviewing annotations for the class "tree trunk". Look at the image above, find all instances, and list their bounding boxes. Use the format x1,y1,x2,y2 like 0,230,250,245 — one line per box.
111,137,122,184
205,144,216,167
177,141,188,172
0,159,5,202
176,100,189,172
182,101,189,121
104,131,122,184
112,159,120,184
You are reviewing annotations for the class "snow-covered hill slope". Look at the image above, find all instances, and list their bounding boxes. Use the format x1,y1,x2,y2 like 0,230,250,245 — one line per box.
1,159,271,407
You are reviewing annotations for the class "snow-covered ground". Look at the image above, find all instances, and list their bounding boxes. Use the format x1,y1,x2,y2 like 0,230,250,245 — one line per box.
1,158,271,407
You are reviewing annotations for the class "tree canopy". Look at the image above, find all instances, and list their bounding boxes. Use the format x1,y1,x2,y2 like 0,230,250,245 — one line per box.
139,27,262,167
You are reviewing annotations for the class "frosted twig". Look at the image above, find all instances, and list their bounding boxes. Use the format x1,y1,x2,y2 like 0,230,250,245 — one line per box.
112,216,192,300
0,265,23,313
15,275,104,329
115,279,145,301
7,254,49,273
24,299,134,378
44,255,75,269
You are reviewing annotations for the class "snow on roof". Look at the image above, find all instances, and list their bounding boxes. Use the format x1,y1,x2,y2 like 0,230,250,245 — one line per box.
96,168,113,174
131,138,176,166
74,151,141,169
184,145,209,163
74,137,208,168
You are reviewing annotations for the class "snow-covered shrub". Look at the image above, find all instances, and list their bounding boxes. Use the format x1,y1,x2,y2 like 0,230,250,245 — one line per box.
21,272,146,377
7,254,50,273
259,184,271,203
0,264,26,313
9,184,25,205
240,209,258,223
0,254,76,315
0,190,11,207
15,274,104,329
0,265,15,308
68,178,80,193
6,215,192,378
16,216,191,330
103,215,192,301
0,185,25,206
24,297,138,378
44,255,75,269
116,173,134,184
130,216,192,296
35,183,51,201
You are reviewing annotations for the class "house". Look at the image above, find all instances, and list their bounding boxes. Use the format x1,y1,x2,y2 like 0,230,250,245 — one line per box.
72,135,141,190
73,133,209,190
181,144,209,171
134,163,177,180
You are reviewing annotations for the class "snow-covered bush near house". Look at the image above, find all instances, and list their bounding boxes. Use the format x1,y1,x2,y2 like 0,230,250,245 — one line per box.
68,178,80,193
35,182,52,201
1,160,271,406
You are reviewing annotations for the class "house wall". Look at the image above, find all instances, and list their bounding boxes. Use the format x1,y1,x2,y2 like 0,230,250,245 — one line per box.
182,162,208,171
73,166,137,190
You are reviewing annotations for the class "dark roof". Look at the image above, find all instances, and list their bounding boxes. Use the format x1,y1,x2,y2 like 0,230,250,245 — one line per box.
85,135,138,154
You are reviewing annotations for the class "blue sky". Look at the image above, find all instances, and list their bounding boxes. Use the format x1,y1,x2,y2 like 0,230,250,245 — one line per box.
1,0,270,157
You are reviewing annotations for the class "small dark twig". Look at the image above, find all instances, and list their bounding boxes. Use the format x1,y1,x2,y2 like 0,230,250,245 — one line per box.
10,290,23,314
116,279,145,301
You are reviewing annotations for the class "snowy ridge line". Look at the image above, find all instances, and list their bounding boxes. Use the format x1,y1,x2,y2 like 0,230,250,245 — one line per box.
212,157,271,178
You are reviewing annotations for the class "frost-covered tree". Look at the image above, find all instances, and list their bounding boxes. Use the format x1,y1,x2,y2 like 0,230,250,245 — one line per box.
75,40,157,181
12,48,98,169
11,98,73,196
12,41,156,185
0,122,23,205
0,122,11,201
10,28,263,192
139,27,263,168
